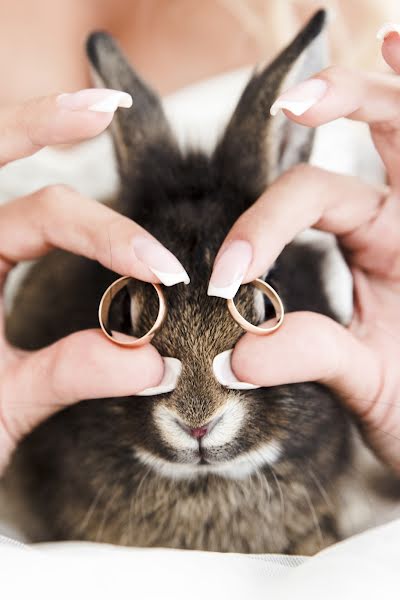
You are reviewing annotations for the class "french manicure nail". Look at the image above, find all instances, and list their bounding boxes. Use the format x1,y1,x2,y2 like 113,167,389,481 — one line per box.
57,88,133,113
132,236,190,286
208,240,252,299
213,350,260,390
376,23,400,40
270,79,328,117
137,357,182,396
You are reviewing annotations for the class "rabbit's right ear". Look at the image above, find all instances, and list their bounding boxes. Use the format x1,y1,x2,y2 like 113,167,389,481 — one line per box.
212,10,327,203
86,33,177,178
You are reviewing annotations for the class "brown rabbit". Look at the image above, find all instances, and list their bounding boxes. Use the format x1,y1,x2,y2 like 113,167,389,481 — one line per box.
4,10,351,554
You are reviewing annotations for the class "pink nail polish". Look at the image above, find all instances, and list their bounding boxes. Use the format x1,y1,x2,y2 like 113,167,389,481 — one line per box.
56,88,132,113
270,79,328,117
208,240,252,299
132,236,190,287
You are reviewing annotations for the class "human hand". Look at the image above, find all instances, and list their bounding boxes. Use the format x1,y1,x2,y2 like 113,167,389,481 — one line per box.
0,90,189,474
209,28,400,472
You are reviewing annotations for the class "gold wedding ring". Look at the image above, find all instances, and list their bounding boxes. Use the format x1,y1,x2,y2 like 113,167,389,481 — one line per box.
99,276,283,347
98,276,167,347
227,278,284,335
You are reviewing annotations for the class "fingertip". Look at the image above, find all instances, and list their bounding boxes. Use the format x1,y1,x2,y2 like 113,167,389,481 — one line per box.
230,336,263,385
22,91,122,150
49,104,115,144
88,329,165,392
53,329,165,399
231,312,343,387
269,78,329,122
381,32,400,74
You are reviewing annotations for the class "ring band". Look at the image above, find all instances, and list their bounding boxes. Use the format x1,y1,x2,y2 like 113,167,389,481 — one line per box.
227,278,284,335
98,276,167,347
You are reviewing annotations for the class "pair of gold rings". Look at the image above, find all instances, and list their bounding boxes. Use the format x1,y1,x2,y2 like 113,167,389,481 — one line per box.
98,276,284,348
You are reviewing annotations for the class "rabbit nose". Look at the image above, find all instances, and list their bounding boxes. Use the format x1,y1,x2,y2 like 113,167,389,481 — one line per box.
190,426,208,440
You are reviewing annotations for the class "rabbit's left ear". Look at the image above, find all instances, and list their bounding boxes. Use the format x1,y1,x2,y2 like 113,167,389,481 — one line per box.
213,10,328,200
86,32,178,180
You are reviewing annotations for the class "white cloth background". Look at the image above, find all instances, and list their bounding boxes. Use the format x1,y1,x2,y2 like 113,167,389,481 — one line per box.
1,518,399,599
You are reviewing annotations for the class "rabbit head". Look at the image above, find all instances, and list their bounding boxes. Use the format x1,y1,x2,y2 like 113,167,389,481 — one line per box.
7,10,351,552
84,9,346,475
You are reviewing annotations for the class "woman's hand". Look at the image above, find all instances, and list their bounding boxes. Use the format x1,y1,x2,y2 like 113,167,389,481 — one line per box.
0,89,189,474
209,29,400,472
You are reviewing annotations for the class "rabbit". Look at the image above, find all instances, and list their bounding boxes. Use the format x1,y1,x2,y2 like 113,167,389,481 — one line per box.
4,10,352,555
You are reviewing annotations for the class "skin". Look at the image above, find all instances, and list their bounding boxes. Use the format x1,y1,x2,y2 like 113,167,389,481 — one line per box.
0,2,399,475
0,0,268,475
0,97,168,473
226,34,400,474
0,0,363,104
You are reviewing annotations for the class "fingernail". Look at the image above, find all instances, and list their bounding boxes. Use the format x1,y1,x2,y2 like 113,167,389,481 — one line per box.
208,240,252,299
270,79,328,117
137,357,182,396
57,88,133,113
213,350,260,390
132,236,190,286
110,331,136,343
376,23,400,40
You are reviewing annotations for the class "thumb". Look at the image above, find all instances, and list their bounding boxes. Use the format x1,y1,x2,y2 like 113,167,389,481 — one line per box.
231,311,380,419
1,329,164,445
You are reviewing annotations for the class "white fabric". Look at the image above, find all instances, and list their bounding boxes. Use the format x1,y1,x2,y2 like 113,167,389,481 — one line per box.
0,519,399,599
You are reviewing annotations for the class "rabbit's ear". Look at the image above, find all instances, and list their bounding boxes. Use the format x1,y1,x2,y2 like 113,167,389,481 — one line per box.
213,10,327,200
86,32,177,178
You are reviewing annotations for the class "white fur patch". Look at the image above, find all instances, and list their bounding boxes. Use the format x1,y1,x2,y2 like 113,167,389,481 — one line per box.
163,68,251,153
202,399,246,449
154,405,198,452
135,440,282,481
154,398,245,451
253,286,266,323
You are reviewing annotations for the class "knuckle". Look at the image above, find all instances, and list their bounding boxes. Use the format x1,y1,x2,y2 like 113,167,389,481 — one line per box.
320,65,349,83
38,183,75,208
284,162,312,181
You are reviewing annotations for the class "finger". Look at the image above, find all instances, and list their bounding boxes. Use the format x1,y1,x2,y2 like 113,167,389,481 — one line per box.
209,165,399,295
0,329,164,443
0,186,190,286
231,311,380,421
0,89,132,166
379,27,400,74
270,66,400,187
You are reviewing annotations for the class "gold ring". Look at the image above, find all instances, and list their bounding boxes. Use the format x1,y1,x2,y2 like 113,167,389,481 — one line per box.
98,276,167,347
227,278,284,335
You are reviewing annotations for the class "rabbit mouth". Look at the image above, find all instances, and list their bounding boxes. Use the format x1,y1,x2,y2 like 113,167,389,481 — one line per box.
134,440,282,480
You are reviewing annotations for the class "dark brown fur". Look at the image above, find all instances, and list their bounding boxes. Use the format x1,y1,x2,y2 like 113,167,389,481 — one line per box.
4,11,351,554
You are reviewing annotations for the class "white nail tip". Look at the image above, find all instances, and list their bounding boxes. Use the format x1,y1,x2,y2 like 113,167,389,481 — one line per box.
207,277,242,300
88,92,133,113
137,357,182,396
376,23,400,40
213,350,260,390
270,97,319,117
150,268,190,286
